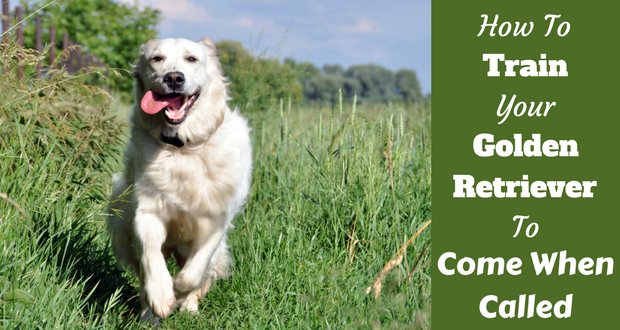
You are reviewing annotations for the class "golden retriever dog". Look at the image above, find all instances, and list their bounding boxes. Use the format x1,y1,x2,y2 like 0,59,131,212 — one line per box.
107,38,252,324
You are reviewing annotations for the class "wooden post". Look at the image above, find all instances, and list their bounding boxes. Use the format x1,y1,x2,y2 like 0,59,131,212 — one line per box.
49,25,55,67
35,16,42,77
16,6,23,78
15,7,22,46
62,32,69,67
75,46,82,72
84,50,90,70
62,33,74,73
68,41,74,73
2,0,9,43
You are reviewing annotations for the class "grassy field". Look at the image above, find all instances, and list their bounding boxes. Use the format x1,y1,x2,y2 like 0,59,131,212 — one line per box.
0,45,431,329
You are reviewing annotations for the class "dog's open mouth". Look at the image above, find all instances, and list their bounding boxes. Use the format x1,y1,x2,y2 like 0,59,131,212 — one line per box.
140,91,199,125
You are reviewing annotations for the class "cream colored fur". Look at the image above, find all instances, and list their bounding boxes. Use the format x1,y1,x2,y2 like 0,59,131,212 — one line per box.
107,38,252,324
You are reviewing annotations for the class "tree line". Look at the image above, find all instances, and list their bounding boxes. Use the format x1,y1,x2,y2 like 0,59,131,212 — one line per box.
293,61,425,106
18,0,427,110
216,41,427,111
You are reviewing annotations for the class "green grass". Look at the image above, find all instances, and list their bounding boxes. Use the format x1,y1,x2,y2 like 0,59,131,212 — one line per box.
0,41,135,329
0,40,431,329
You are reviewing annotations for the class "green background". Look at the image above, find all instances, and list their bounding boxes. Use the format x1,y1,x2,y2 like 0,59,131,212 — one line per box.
432,1,619,328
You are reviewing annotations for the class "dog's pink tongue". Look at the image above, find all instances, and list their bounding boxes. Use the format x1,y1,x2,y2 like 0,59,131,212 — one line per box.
141,91,184,114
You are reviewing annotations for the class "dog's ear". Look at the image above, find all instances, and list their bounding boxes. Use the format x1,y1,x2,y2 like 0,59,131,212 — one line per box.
199,37,216,50
133,39,159,86
199,37,224,75
139,39,159,56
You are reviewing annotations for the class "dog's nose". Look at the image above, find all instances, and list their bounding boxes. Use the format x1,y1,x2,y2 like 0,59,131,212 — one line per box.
164,71,185,91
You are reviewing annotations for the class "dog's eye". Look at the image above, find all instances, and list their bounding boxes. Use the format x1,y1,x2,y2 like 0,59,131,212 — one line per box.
188,56,197,62
151,56,162,62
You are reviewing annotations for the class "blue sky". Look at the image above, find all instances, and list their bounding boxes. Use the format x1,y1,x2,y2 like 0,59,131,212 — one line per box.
128,0,432,94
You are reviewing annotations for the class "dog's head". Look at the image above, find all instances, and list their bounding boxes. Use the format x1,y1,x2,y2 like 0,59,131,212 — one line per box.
132,38,227,143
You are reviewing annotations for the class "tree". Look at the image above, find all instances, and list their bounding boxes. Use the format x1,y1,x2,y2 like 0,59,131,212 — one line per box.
216,40,303,112
20,0,161,98
304,74,345,105
297,62,424,105
322,64,344,75
395,69,423,103
345,64,403,103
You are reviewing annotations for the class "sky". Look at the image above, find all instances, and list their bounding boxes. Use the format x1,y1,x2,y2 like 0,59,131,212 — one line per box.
125,0,432,94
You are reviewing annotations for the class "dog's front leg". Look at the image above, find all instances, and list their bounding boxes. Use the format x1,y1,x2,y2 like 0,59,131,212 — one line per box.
173,214,228,296
134,211,176,320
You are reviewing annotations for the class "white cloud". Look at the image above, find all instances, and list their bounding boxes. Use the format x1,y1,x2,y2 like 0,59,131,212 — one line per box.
232,16,254,27
316,14,379,35
340,16,378,34
121,0,211,24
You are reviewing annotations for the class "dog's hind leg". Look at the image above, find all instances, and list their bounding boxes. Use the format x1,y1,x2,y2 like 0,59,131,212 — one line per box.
178,238,232,312
172,211,231,296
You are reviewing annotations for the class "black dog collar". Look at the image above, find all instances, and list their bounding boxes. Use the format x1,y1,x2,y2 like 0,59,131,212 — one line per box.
162,133,185,148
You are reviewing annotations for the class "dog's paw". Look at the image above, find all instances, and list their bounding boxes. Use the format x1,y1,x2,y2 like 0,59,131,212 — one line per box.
148,289,176,319
178,294,200,313
173,270,201,294
145,277,177,319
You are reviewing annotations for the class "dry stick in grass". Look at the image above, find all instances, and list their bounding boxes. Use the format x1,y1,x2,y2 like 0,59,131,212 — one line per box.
347,212,376,264
366,219,431,299
349,239,375,264
400,260,432,285
0,193,28,218
389,219,431,262
383,140,396,207
399,243,430,284
384,140,409,271
365,255,403,299
346,211,358,262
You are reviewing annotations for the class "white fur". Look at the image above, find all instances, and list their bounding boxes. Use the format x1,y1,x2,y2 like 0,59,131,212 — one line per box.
107,38,252,323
